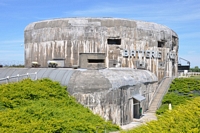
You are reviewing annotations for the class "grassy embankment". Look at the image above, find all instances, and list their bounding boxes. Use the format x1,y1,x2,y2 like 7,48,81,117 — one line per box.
122,97,200,133
0,79,119,133
122,77,200,133
157,77,200,115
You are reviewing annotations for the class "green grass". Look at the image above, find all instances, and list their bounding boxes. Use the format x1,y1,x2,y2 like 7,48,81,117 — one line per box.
120,77,200,133
190,75,200,79
156,78,200,115
0,79,119,133
121,97,200,133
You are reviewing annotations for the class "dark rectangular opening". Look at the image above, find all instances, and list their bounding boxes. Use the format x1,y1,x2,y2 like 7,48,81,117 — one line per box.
172,36,178,46
178,65,190,71
107,39,121,45
158,41,165,47
53,58,65,60
88,59,104,63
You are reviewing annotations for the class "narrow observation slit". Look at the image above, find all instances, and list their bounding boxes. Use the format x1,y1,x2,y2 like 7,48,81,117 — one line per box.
107,39,121,45
158,41,165,47
88,59,105,63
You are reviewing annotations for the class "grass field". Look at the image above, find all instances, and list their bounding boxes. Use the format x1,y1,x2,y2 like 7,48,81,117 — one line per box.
156,77,200,115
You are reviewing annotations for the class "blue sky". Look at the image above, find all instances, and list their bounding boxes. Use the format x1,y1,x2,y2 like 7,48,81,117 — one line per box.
0,0,199,67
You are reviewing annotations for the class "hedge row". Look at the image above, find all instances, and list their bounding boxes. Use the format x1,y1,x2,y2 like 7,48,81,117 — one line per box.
0,79,119,133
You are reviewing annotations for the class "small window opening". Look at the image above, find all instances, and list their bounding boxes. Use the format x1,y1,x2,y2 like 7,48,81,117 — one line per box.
172,61,175,66
158,41,165,47
107,39,121,45
88,59,104,63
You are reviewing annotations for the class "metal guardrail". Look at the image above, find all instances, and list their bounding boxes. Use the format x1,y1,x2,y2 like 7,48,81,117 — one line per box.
149,76,169,106
188,72,200,75
179,72,200,77
157,77,174,109
148,75,175,110
0,72,37,84
157,76,176,109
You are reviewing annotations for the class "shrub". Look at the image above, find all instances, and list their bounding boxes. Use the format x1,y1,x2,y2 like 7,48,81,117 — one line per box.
0,79,119,133
157,78,200,114
122,97,200,133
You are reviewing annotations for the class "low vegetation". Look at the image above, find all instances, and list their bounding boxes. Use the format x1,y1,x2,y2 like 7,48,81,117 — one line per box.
2,64,24,68
156,78,200,115
190,66,200,72
0,79,119,133
123,97,200,133
122,77,200,132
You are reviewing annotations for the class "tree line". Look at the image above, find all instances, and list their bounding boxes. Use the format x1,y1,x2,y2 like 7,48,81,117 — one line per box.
190,66,200,72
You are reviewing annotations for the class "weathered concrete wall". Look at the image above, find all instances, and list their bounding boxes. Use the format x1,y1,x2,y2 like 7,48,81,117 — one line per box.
0,67,157,125
67,68,157,125
79,53,106,69
24,18,179,81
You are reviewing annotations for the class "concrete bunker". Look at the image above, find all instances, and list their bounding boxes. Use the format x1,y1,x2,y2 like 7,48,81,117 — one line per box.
79,53,106,69
24,17,179,81
67,69,157,125
107,38,121,45
158,41,165,48
132,94,145,119
22,17,179,125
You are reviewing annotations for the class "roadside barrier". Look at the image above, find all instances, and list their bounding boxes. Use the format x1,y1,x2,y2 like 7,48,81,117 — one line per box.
0,72,37,84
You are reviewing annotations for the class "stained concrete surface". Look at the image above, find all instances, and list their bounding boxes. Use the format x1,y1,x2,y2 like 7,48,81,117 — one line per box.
67,68,158,125
110,112,157,132
24,18,179,81
121,112,157,130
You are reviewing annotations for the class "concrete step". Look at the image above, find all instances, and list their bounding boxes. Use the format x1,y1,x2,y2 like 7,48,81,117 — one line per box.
147,77,172,112
148,108,157,111
148,109,157,112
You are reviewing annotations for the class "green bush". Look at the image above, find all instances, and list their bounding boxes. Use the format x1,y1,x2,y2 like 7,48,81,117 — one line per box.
0,79,119,133
157,78,200,114
122,97,200,133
